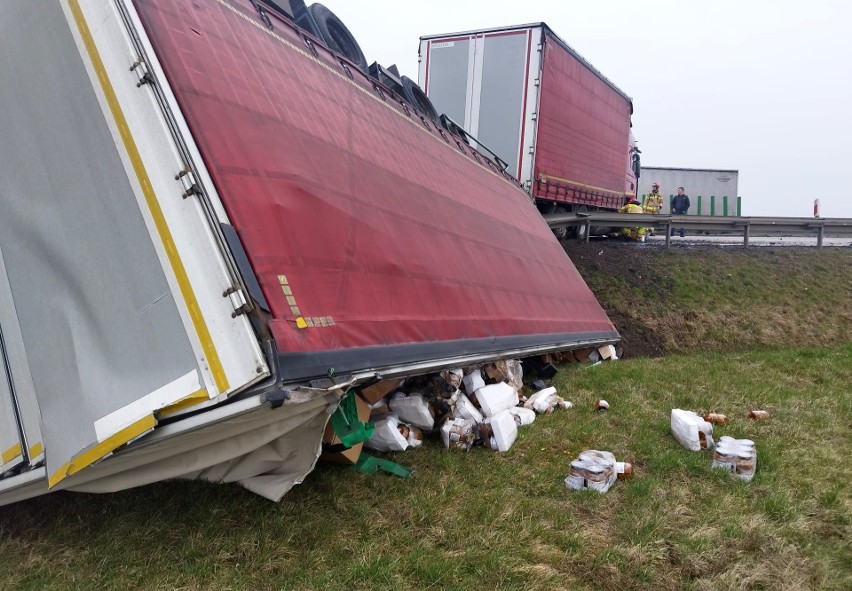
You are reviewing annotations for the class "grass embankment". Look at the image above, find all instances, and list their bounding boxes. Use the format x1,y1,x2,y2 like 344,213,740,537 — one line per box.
0,247,850,590
566,244,852,357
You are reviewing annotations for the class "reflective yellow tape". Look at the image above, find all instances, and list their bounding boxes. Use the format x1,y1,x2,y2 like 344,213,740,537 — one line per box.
157,388,210,418
28,442,44,459
67,0,229,394
1,443,22,465
48,414,157,488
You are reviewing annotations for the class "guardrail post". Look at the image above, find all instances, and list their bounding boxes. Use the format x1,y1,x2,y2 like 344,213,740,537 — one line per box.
710,195,716,217
665,222,672,249
697,195,702,216
723,195,729,217
585,220,591,243
744,222,750,247
737,196,742,217
817,225,824,248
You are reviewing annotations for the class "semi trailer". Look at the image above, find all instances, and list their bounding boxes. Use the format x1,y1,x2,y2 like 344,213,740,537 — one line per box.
420,23,640,237
0,0,618,505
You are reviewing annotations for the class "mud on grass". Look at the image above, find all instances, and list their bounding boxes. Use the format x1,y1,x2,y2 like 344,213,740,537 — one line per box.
565,241,852,358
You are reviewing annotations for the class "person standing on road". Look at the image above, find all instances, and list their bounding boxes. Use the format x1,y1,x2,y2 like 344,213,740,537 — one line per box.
643,182,664,236
643,182,664,214
671,186,690,237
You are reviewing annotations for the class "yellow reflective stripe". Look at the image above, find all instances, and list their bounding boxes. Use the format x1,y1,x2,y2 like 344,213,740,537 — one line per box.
28,442,44,459
157,388,209,419
48,414,157,488
1,443,22,465
539,174,624,197
67,0,229,394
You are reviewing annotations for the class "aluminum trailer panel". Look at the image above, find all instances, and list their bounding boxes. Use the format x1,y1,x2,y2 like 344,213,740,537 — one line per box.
135,0,618,382
0,0,267,490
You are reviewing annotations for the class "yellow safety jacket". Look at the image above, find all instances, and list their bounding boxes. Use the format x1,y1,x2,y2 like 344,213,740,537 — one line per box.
619,203,644,214
643,192,663,214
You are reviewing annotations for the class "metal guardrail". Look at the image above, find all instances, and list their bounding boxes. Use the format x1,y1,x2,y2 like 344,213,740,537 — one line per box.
543,212,852,248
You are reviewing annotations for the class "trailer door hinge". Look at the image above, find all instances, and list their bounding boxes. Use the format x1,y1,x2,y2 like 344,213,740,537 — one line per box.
175,168,201,199
130,59,153,87
224,285,251,317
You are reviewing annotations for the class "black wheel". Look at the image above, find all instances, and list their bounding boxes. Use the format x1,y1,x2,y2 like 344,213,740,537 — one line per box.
307,4,369,75
553,206,570,241
401,76,439,124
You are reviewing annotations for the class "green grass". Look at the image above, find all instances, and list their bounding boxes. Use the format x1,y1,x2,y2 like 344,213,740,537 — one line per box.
568,246,852,354
1,345,850,590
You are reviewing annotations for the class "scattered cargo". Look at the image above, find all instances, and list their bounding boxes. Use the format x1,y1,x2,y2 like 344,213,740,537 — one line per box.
565,450,632,494
671,409,715,451
712,436,757,482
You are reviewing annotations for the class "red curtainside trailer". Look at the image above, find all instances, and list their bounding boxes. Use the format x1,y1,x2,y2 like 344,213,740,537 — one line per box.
420,23,641,228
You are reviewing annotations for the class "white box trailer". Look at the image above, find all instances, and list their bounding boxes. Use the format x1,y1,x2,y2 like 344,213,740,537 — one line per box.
639,167,740,216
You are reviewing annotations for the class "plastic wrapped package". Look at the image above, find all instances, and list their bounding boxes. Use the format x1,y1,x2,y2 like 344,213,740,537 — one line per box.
565,449,624,493
453,393,484,424
479,410,518,452
508,406,536,427
440,417,477,451
712,436,757,482
462,370,485,395
504,359,523,392
670,409,715,451
389,393,435,430
365,413,410,452
524,386,556,411
475,382,520,417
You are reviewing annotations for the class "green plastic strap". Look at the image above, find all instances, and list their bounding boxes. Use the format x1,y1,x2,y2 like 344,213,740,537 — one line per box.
328,391,374,448
355,453,413,478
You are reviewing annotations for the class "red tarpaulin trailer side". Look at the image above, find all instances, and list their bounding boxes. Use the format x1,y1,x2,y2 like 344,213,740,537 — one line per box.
534,29,633,205
134,0,617,380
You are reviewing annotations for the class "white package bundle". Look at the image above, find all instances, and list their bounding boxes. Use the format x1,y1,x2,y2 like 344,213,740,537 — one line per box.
670,409,715,451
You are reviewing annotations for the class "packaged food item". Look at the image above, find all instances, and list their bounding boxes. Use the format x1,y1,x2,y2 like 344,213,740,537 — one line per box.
595,400,609,412
462,369,485,395
747,410,771,420
480,410,518,452
712,436,757,482
364,414,410,452
507,406,536,427
388,393,435,430
475,382,519,417
453,393,484,424
440,368,464,390
440,418,476,451
564,449,624,493
703,413,728,425
670,409,715,451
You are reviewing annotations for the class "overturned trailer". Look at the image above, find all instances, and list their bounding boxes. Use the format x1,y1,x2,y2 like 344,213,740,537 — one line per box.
0,0,618,506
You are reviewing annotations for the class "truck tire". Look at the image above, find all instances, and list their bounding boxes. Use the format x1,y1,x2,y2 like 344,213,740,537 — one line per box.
553,206,570,241
401,76,439,124
307,4,369,75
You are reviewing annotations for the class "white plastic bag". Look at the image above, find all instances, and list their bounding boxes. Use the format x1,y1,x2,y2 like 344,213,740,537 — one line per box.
481,410,518,452
462,369,485,395
565,450,618,493
475,382,519,417
524,386,556,411
365,413,409,452
453,393,484,424
507,406,536,427
670,409,715,451
389,393,435,430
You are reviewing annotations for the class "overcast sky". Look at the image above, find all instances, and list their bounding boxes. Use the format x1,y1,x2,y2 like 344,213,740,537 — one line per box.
318,0,851,218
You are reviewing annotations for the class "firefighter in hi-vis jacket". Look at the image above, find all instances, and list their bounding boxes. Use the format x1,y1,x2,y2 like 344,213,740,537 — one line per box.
616,196,646,241
643,182,664,214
